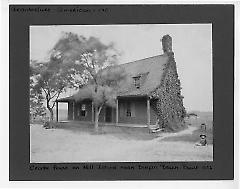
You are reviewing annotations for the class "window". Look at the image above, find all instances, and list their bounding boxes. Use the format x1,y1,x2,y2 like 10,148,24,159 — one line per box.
82,104,86,110
80,104,86,117
133,76,141,89
125,102,135,117
118,102,136,118
126,102,131,117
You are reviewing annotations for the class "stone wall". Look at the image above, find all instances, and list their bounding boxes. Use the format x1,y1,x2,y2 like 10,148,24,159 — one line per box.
151,52,186,131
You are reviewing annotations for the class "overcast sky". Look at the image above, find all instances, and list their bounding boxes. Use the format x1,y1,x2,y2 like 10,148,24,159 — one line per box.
30,24,212,112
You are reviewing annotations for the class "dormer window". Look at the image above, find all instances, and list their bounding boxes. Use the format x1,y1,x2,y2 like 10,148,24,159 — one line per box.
133,76,141,89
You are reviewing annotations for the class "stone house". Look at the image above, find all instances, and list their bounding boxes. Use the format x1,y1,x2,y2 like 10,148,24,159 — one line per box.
56,35,186,130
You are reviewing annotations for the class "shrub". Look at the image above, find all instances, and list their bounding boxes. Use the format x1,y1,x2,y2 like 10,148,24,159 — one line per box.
43,121,59,129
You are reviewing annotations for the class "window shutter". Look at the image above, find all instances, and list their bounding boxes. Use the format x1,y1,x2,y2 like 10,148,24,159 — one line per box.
131,102,136,117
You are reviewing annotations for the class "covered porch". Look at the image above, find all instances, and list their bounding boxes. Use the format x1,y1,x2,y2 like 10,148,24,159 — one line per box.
58,120,149,128
56,95,157,128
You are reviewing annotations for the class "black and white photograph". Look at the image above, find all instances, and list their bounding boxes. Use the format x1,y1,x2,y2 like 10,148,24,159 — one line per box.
7,3,235,182
29,24,213,163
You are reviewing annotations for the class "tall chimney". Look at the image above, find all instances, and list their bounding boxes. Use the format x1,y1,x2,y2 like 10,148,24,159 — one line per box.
162,34,172,53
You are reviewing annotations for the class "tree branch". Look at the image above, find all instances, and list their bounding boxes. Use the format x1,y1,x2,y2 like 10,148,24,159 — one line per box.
42,88,49,99
49,91,59,100
81,53,98,85
50,91,61,109
98,104,103,115
82,54,91,68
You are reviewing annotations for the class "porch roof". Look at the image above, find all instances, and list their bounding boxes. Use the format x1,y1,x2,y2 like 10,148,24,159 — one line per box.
56,96,74,102
57,94,148,102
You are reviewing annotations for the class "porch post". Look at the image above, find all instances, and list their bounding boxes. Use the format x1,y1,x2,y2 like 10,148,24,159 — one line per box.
116,98,118,126
56,101,59,122
147,97,150,127
73,101,75,120
67,102,70,120
92,101,94,123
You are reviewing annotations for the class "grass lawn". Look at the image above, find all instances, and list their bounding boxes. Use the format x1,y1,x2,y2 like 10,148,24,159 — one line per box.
30,118,213,162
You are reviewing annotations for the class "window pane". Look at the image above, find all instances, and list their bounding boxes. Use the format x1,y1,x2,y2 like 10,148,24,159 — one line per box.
133,77,141,89
82,104,86,110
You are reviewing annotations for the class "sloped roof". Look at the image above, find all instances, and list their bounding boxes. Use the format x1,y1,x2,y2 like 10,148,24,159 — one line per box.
57,53,169,102
117,54,168,97
56,95,74,102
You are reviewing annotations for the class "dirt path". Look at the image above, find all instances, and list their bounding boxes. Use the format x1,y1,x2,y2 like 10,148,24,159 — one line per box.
154,126,198,141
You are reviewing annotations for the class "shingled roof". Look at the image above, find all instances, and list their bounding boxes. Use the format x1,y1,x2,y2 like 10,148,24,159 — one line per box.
117,54,169,97
57,53,169,102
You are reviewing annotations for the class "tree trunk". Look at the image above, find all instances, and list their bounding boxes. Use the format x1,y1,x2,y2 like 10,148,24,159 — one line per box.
48,108,54,121
94,105,103,133
46,98,54,121
94,106,99,130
